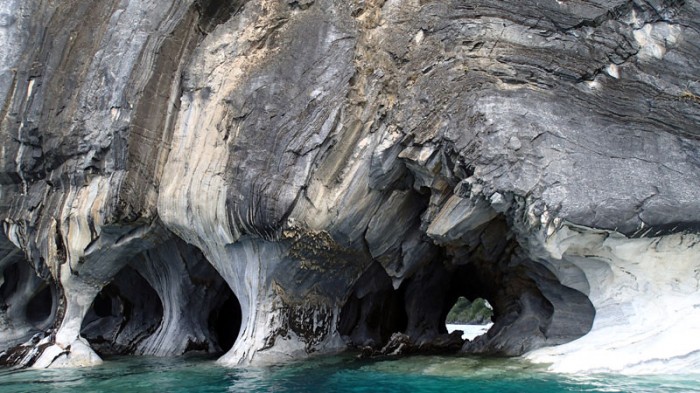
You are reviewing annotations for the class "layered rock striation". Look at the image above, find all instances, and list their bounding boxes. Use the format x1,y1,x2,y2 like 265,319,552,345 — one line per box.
1,0,699,374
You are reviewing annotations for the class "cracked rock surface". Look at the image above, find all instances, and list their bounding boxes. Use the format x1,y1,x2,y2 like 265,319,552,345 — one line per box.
1,0,699,374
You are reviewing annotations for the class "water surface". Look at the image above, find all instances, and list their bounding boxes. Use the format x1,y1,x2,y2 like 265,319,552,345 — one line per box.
0,355,698,393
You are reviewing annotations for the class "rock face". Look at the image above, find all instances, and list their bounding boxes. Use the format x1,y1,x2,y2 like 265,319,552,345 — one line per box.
1,0,699,374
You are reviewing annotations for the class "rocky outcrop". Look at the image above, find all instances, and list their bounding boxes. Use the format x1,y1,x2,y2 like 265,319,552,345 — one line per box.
1,0,699,374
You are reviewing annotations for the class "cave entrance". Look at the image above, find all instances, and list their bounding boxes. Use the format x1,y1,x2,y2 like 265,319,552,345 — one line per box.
0,261,57,332
207,287,241,353
81,238,243,357
26,282,55,328
337,262,408,347
445,296,493,341
81,265,164,356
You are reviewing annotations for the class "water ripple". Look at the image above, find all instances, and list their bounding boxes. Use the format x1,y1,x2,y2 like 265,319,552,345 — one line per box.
0,355,698,393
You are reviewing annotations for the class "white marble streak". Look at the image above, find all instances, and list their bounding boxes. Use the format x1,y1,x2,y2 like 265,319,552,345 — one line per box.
526,225,700,374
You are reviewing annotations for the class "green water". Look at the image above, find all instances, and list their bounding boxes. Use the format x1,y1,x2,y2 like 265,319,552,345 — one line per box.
0,355,698,393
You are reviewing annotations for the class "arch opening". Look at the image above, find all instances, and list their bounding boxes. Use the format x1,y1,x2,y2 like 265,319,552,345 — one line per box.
207,288,241,353
79,237,244,357
338,262,408,348
0,261,57,332
25,282,55,328
444,296,493,341
0,262,20,299
80,265,163,356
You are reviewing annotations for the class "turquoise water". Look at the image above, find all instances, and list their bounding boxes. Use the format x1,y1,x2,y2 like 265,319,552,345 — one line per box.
0,355,698,393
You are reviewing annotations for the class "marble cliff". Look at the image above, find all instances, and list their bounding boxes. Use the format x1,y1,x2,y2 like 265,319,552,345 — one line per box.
1,0,699,374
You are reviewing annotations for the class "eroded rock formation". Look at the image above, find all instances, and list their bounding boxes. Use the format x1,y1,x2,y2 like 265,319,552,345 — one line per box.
1,0,699,374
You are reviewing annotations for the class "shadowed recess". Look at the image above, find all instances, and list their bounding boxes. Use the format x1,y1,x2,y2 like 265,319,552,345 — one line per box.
80,266,163,356
195,0,243,33
338,262,408,347
25,283,54,328
208,288,241,353
1,261,57,334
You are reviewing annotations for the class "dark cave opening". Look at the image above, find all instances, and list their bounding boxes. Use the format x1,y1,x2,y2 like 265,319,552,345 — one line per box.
90,290,114,318
339,260,502,355
0,262,20,300
81,265,164,356
208,290,242,353
195,0,241,33
25,283,55,327
143,237,244,355
79,237,245,357
442,264,499,328
338,285,408,345
338,262,408,347
442,254,595,356
337,205,594,358
1,261,57,330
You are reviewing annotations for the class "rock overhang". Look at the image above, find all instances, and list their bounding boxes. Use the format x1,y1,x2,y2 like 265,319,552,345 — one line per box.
0,0,699,374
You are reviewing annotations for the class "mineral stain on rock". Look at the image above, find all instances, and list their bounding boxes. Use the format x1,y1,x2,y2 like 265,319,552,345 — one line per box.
1,0,700,375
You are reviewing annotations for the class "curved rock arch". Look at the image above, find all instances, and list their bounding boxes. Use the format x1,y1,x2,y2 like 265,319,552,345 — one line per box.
0,254,58,352
80,237,242,357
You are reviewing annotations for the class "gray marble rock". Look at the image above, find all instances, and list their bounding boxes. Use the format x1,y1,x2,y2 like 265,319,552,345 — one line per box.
0,0,699,373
